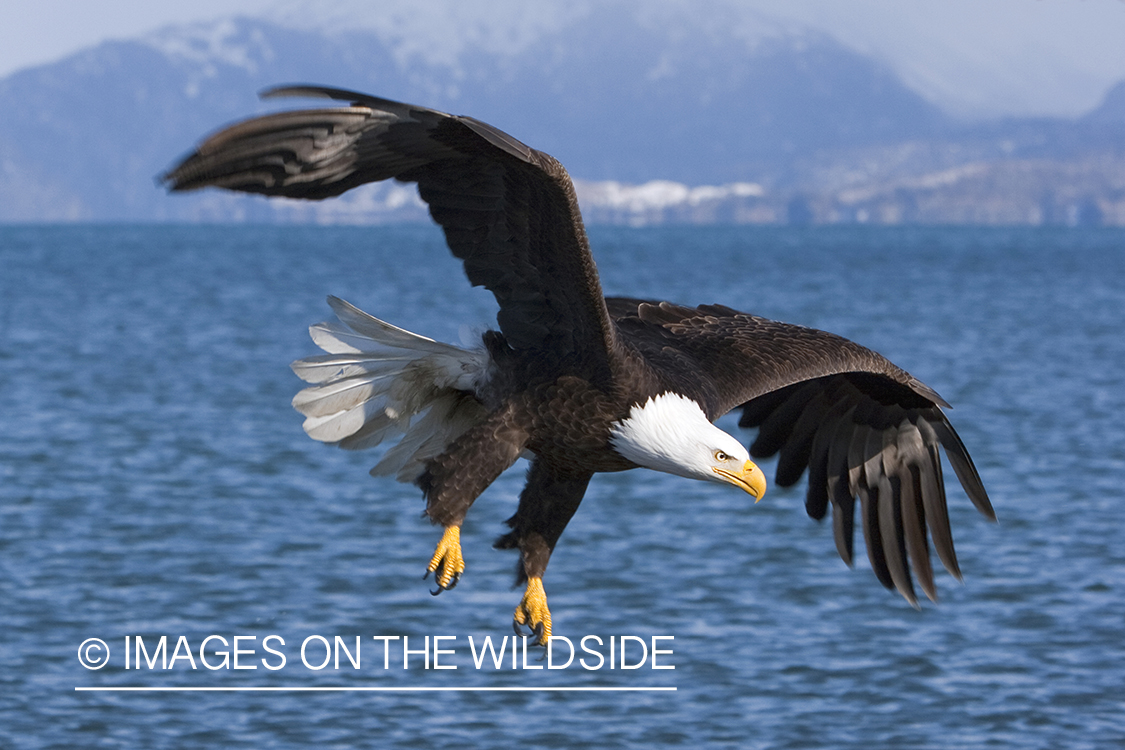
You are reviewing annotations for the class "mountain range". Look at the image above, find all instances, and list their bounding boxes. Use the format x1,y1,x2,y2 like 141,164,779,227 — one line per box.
1,3,1122,225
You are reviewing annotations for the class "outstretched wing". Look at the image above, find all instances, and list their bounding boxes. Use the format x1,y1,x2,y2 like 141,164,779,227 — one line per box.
163,85,617,381
609,298,995,606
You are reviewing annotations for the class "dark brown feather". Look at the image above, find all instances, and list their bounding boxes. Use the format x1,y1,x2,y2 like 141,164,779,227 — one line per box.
164,85,618,383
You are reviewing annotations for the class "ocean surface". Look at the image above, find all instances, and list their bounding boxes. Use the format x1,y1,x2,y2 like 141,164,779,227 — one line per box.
1,223,1123,749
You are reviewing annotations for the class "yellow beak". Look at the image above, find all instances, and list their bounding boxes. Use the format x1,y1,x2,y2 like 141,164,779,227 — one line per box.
713,460,768,501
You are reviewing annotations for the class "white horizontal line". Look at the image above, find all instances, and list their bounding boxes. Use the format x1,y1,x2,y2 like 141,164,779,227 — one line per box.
75,686,675,692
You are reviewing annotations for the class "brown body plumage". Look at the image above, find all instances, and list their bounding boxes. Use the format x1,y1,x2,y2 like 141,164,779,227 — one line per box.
164,86,994,641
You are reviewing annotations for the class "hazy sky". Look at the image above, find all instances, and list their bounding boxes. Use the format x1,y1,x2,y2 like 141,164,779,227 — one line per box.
4,0,1125,119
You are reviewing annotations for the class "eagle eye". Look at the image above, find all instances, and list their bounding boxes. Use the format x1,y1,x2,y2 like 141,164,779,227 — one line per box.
715,450,729,462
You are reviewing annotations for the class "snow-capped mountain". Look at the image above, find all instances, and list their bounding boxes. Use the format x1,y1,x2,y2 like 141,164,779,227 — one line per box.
0,1,1121,224
0,3,945,222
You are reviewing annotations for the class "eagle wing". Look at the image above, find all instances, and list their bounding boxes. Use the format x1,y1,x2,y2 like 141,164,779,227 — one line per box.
608,298,995,606
163,85,617,381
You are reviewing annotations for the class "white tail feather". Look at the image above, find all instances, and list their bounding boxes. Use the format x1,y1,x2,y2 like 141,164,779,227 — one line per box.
370,393,486,481
301,400,396,444
292,372,401,417
292,297,490,482
292,353,416,384
328,297,453,353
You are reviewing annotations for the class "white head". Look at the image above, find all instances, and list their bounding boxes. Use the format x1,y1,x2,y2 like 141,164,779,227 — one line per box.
610,393,767,499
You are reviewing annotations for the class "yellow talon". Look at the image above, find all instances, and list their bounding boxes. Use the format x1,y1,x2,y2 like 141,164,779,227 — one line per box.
426,526,464,591
513,576,552,645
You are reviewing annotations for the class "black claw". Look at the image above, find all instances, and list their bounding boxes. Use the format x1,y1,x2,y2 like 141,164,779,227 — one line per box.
426,561,460,596
511,619,547,646
427,563,443,594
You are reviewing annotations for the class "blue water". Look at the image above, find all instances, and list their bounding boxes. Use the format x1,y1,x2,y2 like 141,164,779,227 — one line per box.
1,224,1123,748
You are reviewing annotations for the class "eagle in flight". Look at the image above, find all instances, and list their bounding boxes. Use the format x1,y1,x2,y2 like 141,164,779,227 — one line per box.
165,86,994,645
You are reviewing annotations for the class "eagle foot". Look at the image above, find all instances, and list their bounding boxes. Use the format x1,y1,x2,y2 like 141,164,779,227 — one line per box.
512,576,552,646
425,526,464,594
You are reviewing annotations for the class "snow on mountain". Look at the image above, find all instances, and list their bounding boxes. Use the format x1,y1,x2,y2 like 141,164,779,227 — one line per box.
574,180,770,225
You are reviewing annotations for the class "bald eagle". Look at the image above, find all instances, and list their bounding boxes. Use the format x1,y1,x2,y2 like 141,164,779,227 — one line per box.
164,86,994,644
